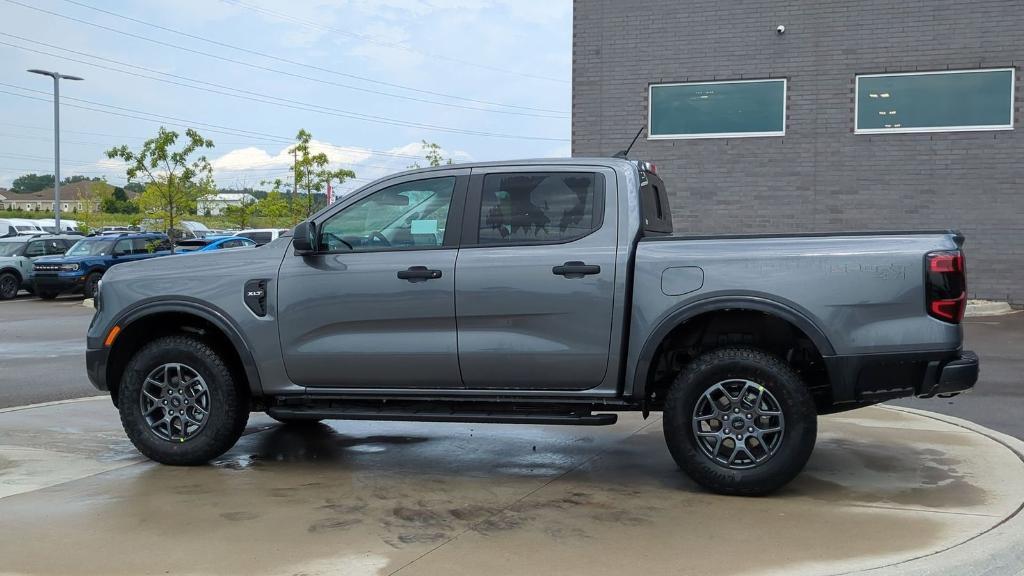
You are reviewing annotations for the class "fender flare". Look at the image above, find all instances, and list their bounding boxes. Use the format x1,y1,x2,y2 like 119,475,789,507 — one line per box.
630,295,836,402
0,265,23,283
110,297,264,396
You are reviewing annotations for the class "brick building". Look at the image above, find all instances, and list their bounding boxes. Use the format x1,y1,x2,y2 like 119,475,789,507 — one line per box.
572,0,1023,303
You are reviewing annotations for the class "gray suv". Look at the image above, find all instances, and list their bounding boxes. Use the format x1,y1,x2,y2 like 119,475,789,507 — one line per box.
0,235,77,299
85,158,977,495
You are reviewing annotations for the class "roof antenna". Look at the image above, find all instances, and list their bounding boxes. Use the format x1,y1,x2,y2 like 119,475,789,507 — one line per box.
613,125,646,159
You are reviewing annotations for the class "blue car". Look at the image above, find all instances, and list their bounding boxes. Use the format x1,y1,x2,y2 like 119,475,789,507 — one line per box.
32,233,172,300
172,236,257,254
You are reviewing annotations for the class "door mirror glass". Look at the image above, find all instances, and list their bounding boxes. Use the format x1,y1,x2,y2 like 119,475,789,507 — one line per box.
292,221,315,254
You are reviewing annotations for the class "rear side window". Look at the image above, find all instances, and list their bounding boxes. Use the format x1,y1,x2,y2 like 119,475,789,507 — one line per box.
477,172,603,245
24,241,45,257
44,240,67,255
240,232,272,244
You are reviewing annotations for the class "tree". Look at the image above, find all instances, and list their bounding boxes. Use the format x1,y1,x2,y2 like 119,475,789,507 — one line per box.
407,140,453,169
290,129,355,218
101,187,138,214
106,127,214,240
223,195,259,229
11,173,54,193
76,180,111,233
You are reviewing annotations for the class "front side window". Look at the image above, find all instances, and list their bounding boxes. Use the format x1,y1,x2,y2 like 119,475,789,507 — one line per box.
649,79,786,139
24,241,45,257
477,172,601,245
856,69,1014,133
319,176,456,253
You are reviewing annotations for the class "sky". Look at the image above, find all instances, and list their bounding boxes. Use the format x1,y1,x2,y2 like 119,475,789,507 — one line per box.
0,0,571,195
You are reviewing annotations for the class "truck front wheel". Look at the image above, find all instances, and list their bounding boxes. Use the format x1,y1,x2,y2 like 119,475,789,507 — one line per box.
119,335,249,465
663,347,817,496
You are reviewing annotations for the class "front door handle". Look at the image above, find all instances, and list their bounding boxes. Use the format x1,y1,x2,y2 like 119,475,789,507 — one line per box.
552,261,601,279
397,266,442,282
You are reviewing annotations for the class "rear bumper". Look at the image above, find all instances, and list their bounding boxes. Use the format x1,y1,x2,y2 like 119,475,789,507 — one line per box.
825,349,979,403
917,351,979,398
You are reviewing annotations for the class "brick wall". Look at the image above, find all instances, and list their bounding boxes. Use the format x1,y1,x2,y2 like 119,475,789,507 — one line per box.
573,0,1024,303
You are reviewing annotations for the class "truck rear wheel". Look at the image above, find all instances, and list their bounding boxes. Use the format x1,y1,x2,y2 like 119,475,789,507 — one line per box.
118,335,249,465
663,347,817,496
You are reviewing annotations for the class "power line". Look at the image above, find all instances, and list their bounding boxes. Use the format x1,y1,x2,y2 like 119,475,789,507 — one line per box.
9,0,567,116
0,86,429,160
219,0,570,85
0,37,569,141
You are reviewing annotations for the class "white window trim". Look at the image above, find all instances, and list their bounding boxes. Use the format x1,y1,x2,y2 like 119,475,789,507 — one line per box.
648,78,787,140
855,68,1016,134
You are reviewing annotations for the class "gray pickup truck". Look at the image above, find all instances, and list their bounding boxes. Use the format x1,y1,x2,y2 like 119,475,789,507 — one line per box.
86,158,977,495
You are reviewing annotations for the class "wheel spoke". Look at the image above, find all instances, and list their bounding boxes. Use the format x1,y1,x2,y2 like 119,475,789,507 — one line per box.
692,377,786,471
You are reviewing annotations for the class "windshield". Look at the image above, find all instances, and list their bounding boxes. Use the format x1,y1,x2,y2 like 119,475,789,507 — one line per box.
0,241,25,257
66,238,116,257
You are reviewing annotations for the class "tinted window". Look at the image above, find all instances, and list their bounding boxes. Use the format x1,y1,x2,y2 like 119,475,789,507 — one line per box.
24,241,46,257
114,239,132,255
856,69,1014,133
44,240,68,255
650,79,786,138
477,173,601,245
240,232,272,244
319,177,456,252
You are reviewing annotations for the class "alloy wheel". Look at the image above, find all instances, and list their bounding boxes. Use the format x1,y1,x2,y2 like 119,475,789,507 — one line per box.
691,379,785,469
139,363,212,442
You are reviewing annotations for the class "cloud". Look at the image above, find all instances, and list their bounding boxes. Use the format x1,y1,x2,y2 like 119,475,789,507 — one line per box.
210,140,374,173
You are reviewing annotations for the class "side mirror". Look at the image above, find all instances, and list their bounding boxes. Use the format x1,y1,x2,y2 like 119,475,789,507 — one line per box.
292,221,316,255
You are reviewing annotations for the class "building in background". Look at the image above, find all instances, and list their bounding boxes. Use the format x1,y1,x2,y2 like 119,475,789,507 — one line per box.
197,192,256,216
0,181,109,212
572,0,1023,303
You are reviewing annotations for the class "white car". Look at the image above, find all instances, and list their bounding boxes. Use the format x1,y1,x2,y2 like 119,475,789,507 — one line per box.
0,218,45,237
33,218,80,233
233,228,291,246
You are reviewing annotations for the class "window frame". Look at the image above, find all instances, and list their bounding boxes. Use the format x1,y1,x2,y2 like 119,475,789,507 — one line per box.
310,170,469,255
461,170,606,248
647,78,788,140
854,68,1016,135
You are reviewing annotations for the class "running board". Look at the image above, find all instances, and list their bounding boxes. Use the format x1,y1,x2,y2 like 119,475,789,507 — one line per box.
267,404,618,426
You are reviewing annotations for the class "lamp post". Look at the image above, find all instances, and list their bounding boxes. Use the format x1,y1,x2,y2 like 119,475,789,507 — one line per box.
27,69,83,232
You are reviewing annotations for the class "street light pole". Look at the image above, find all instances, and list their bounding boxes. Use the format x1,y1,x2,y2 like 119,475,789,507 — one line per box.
27,69,83,232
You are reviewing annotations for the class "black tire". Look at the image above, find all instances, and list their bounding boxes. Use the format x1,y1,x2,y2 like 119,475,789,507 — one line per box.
268,414,323,426
119,335,249,465
36,289,59,300
663,347,817,496
0,272,19,300
82,272,102,299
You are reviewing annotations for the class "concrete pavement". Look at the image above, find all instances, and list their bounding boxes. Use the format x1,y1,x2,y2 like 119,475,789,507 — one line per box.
0,399,1022,576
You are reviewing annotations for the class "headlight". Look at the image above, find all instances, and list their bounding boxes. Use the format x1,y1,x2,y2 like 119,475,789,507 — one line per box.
60,263,80,271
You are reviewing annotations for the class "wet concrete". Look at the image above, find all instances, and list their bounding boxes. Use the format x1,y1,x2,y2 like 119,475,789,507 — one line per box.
0,400,1021,576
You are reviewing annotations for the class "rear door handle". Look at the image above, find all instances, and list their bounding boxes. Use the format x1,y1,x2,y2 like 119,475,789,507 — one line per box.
397,266,442,282
552,261,601,278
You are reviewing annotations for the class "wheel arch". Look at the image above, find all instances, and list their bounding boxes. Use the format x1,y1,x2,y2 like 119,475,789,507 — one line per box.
631,296,836,409
0,265,23,284
105,299,263,405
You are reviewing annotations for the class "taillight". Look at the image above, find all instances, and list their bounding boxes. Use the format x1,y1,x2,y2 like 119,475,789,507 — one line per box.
925,250,966,323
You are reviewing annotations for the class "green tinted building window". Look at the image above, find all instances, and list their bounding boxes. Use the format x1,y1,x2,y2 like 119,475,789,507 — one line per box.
649,79,786,139
856,69,1015,133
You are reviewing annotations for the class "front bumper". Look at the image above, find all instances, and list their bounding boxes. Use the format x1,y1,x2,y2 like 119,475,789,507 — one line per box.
32,272,86,293
917,351,979,398
86,347,109,391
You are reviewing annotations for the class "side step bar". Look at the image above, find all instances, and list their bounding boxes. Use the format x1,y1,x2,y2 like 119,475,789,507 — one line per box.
267,404,618,426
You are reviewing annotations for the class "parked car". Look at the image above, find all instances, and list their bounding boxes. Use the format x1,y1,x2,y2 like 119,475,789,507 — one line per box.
98,226,138,236
233,228,290,246
32,218,80,233
0,218,45,237
172,236,257,254
34,232,172,299
85,158,977,495
0,235,77,299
